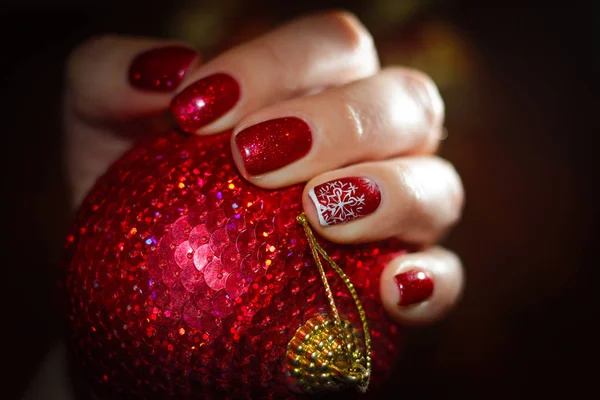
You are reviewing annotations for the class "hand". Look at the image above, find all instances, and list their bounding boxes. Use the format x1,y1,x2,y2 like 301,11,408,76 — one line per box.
64,11,464,326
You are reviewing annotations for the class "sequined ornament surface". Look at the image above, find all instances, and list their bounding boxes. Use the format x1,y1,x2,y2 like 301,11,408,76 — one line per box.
64,130,406,399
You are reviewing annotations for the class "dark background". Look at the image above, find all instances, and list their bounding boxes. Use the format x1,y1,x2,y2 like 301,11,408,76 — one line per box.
1,1,595,399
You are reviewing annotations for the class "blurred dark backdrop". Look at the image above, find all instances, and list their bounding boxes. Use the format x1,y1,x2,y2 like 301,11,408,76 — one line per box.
1,1,595,399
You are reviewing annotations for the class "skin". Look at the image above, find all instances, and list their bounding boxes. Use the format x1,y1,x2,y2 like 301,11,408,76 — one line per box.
64,10,465,329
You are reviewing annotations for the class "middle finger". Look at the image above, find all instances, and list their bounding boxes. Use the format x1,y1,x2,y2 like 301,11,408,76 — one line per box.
232,67,444,188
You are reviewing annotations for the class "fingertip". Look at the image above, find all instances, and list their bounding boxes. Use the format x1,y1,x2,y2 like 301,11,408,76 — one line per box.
379,247,463,326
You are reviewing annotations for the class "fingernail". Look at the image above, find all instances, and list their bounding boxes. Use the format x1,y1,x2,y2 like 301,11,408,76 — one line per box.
394,269,434,306
308,177,381,226
128,46,198,92
170,73,240,132
234,117,312,175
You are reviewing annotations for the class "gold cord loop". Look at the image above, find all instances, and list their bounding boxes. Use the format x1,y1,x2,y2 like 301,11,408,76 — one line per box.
285,213,371,393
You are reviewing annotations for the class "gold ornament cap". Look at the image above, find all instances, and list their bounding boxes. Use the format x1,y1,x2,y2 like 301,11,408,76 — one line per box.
285,214,371,394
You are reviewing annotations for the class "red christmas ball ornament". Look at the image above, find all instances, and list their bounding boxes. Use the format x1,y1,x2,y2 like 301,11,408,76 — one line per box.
64,130,408,399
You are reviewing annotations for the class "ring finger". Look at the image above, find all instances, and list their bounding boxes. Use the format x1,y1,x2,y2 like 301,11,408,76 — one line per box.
302,155,464,244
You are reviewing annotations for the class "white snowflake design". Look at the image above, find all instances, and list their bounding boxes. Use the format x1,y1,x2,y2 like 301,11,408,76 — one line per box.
308,179,369,226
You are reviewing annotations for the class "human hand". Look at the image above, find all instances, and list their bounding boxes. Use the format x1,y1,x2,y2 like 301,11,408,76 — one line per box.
64,11,464,326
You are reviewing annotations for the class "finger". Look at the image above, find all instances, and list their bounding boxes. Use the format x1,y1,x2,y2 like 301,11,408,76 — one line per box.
65,36,200,206
66,35,200,124
231,67,444,187
170,10,379,134
380,246,464,326
301,156,464,244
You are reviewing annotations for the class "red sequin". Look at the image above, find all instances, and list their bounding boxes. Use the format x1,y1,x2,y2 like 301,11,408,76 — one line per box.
64,130,407,398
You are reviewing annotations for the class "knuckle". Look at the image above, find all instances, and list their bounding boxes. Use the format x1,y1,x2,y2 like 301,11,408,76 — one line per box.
257,40,301,94
65,35,123,121
394,162,429,221
406,68,436,88
382,67,445,122
441,202,462,231
441,160,465,225
411,70,445,123
384,67,437,92
429,158,464,231
67,35,115,69
325,10,375,56
66,35,116,86
261,39,292,75
393,158,463,235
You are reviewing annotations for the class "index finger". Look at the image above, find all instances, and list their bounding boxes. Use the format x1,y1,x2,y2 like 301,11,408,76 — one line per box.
66,36,200,124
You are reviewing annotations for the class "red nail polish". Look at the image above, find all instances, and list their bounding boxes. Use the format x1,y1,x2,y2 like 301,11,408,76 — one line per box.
128,46,198,92
170,73,240,132
234,117,312,175
308,177,381,226
394,270,434,306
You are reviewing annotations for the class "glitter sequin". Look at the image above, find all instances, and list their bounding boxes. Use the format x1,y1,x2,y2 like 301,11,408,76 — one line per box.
64,129,407,398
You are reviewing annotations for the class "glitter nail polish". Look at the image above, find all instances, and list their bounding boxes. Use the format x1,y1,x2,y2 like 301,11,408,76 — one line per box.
129,46,198,92
170,73,240,132
234,117,312,175
394,269,434,306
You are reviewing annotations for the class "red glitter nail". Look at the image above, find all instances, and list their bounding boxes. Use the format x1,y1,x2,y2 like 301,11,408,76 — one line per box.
170,73,240,132
309,177,381,226
234,117,312,176
394,269,434,306
128,46,198,92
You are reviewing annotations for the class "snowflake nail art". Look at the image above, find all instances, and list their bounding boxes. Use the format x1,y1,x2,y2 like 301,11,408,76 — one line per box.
308,177,381,226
